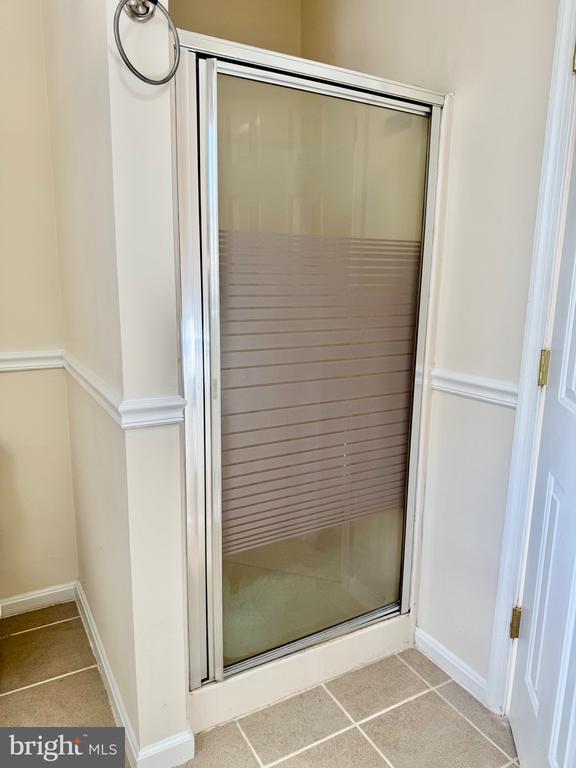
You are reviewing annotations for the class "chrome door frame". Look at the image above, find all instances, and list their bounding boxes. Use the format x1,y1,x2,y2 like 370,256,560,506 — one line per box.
176,31,445,689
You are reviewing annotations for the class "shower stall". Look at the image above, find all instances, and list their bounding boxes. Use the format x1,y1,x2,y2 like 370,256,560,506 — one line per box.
177,33,443,690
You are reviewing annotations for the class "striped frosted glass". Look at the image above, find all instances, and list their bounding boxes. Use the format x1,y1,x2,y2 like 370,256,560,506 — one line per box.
216,74,429,665
220,230,421,555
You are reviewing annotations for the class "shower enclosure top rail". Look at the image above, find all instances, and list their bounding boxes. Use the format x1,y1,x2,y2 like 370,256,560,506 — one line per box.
177,30,445,108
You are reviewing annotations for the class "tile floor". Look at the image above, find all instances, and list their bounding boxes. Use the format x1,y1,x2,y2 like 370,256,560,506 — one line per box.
192,650,520,768
0,601,520,768
0,602,113,727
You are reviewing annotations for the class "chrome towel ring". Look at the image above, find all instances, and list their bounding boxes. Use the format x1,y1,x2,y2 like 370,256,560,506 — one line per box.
113,0,181,86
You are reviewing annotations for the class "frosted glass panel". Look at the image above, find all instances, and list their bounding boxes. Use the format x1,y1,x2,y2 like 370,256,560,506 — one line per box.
217,74,429,665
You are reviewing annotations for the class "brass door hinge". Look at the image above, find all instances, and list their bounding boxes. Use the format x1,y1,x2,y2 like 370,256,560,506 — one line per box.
538,348,551,387
510,606,523,639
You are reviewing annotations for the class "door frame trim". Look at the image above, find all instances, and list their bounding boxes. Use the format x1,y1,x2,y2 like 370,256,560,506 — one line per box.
176,32,445,690
486,0,576,714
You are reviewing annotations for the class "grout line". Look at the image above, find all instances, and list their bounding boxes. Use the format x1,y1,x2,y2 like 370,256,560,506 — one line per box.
215,654,513,768
235,720,264,768
263,725,356,768
0,665,98,698
433,686,516,763
357,725,396,768
394,650,449,689
395,652,516,763
2,616,80,637
238,666,451,768
356,688,433,726
321,683,355,723
432,679,452,691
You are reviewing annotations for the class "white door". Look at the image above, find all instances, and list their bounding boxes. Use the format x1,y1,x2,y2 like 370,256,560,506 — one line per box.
509,154,576,766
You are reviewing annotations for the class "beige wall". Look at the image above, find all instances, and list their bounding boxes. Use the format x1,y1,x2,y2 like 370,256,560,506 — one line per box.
0,371,76,599
302,0,556,381
43,0,123,393
0,0,63,352
420,395,515,677
0,1,76,602
301,0,558,684
171,0,302,55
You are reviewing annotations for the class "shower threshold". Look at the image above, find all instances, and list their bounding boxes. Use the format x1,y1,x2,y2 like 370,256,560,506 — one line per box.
224,602,400,678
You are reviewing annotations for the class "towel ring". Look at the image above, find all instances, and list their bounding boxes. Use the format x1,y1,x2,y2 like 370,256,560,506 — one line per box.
114,0,181,86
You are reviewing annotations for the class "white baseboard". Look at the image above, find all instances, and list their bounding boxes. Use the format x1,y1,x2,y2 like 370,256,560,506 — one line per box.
0,582,76,618
74,582,140,766
415,627,489,707
136,732,196,768
75,582,194,768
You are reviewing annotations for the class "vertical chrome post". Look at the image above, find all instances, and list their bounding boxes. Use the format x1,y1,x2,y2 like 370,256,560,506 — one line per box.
177,51,209,689
401,104,442,615
199,58,224,682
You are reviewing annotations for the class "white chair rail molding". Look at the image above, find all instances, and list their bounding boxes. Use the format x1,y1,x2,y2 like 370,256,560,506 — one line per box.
0,350,186,429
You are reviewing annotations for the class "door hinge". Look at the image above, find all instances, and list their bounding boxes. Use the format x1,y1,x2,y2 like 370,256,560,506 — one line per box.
510,606,523,639
538,348,551,387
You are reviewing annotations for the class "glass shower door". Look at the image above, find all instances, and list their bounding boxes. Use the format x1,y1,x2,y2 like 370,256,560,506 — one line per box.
204,66,431,672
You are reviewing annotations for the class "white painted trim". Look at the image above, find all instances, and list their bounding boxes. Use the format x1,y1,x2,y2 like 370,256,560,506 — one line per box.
409,94,454,640
0,349,64,372
118,396,187,428
65,352,186,429
75,582,195,768
487,0,576,715
74,581,139,766
415,628,488,706
63,351,186,429
135,732,196,768
64,352,186,429
0,349,186,428
64,352,124,426
188,613,411,732
0,582,76,618
430,368,518,409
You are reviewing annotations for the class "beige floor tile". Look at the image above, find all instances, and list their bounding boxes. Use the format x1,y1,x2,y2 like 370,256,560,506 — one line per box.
0,603,79,638
0,668,113,726
362,691,505,768
185,723,259,768
398,648,450,686
440,681,517,759
326,654,427,721
239,686,350,765
0,618,95,693
280,728,386,767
